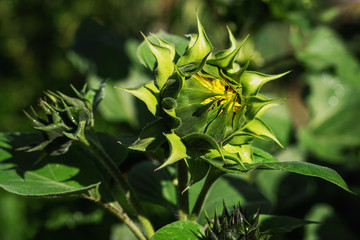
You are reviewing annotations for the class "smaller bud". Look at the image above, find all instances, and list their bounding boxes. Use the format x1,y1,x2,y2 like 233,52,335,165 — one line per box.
202,202,266,240
22,82,105,155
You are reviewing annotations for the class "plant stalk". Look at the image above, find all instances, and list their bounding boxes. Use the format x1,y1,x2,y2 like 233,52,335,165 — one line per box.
177,159,189,221
80,134,154,238
190,167,223,221
84,195,147,240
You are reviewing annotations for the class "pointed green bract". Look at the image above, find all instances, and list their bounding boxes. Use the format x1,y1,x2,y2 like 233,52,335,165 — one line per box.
246,96,284,120
176,15,212,67
119,120,167,152
207,35,249,70
116,81,160,116
241,71,290,96
245,118,283,148
151,33,176,61
141,33,175,89
156,132,189,170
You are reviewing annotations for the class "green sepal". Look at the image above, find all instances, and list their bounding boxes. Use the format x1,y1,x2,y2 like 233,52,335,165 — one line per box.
156,132,189,170
141,33,175,89
182,133,224,161
118,119,167,152
150,33,176,61
245,118,283,148
241,71,290,96
24,139,53,152
177,52,211,77
201,64,221,79
116,81,160,116
207,35,249,70
56,91,87,109
84,80,105,112
35,122,71,138
214,26,238,58
176,14,212,67
232,103,247,131
226,57,252,82
238,144,253,164
245,96,284,120
160,70,185,100
23,108,44,128
185,157,210,191
223,143,253,164
185,33,198,49
183,132,220,151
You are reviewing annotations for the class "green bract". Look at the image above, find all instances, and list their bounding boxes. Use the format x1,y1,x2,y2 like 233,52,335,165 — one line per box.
121,16,288,171
23,83,104,155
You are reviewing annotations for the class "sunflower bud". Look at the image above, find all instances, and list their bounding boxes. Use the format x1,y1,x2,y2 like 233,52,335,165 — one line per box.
23,83,104,155
120,15,287,169
201,203,266,240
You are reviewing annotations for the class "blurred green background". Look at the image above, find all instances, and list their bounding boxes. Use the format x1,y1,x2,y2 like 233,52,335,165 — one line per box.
1,0,360,239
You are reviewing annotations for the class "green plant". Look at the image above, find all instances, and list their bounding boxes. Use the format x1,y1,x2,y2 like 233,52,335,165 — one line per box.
0,15,353,240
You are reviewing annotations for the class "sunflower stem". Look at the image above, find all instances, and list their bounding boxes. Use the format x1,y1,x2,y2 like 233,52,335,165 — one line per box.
177,159,189,221
190,167,224,221
79,132,154,239
84,195,147,240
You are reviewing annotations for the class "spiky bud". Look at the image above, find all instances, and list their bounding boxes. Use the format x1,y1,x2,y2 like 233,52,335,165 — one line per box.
202,203,269,240
23,83,104,155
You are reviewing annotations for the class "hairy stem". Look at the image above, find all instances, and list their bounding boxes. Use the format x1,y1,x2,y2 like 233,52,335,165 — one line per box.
84,195,147,240
177,159,189,221
190,168,223,221
80,134,154,238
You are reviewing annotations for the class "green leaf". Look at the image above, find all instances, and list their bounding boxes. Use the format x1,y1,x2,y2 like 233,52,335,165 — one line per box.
156,132,188,170
116,81,160,116
150,221,204,240
241,71,289,96
203,156,352,193
176,15,212,67
259,215,313,234
141,33,174,89
243,161,353,193
0,133,102,197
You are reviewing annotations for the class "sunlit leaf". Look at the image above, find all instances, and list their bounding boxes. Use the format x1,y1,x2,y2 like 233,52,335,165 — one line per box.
150,221,204,240
116,81,160,116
